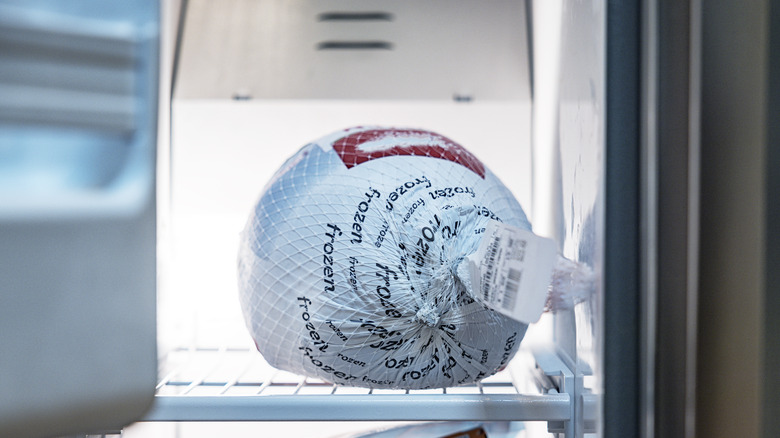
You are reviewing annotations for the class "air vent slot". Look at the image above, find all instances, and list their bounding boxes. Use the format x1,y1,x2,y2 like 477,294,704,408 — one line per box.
318,12,393,22
317,41,393,50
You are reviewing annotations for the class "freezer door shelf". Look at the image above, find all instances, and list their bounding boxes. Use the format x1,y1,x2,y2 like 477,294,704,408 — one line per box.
143,347,573,423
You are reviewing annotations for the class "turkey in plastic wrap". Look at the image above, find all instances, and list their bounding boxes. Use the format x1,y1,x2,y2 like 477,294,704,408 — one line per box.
238,126,537,389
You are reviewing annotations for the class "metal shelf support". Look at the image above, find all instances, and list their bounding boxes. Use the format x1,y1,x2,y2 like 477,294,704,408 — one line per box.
144,393,571,422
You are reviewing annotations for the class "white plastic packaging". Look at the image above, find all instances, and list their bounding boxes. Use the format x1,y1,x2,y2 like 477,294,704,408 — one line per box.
238,127,536,389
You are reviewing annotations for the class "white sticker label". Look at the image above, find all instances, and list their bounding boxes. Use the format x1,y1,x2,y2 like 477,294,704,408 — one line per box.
465,221,557,324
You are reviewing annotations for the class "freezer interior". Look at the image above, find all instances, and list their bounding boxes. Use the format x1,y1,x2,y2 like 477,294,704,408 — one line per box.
0,0,606,437
152,0,604,436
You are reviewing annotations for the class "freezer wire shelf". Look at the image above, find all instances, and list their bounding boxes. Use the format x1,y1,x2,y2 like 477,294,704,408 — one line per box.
144,346,573,423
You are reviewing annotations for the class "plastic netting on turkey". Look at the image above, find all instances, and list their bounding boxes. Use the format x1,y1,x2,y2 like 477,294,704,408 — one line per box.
238,126,534,390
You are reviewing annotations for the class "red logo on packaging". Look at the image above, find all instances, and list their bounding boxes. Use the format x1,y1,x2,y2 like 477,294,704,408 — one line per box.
332,129,486,178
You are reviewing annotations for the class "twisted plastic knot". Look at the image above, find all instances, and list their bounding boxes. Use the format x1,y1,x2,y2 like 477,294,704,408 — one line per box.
414,302,441,327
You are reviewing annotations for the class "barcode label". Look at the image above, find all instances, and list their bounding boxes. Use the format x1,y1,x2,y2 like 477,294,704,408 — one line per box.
464,220,556,324
481,237,501,301
502,268,522,310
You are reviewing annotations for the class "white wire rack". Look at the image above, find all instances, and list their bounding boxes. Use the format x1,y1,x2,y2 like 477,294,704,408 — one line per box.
143,346,572,423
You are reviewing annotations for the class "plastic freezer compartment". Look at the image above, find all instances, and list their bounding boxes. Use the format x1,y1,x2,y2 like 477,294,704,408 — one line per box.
0,1,159,436
141,0,604,437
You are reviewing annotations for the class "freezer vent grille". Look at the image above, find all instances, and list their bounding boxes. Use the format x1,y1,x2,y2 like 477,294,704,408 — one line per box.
317,41,393,51
316,11,394,50
174,0,530,100
318,12,394,22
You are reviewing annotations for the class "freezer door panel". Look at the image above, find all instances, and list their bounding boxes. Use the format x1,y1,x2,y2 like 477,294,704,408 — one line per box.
0,1,159,436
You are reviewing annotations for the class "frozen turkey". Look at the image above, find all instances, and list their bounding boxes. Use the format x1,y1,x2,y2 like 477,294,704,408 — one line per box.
238,126,537,389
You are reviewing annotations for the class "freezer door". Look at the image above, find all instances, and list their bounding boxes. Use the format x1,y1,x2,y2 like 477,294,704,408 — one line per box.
0,1,159,436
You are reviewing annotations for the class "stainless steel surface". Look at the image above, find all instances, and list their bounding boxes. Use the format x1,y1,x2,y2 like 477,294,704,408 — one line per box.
652,1,701,436
640,0,658,436
174,0,530,100
697,1,774,437
686,3,701,436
